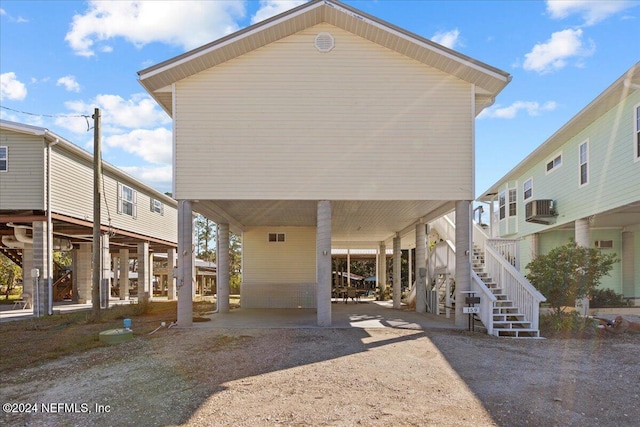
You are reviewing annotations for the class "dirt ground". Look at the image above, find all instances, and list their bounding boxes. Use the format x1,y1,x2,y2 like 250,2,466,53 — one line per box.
1,309,639,427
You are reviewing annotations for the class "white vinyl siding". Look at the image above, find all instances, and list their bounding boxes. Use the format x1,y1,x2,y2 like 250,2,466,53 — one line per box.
0,131,45,210
579,140,589,187
174,23,474,201
242,227,317,308
0,146,7,172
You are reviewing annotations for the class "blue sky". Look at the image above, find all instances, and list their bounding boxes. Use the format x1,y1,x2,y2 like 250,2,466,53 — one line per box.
1,0,639,197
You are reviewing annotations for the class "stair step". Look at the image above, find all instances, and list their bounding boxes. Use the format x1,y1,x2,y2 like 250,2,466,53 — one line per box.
493,306,521,314
493,328,541,338
493,320,533,328
493,313,526,321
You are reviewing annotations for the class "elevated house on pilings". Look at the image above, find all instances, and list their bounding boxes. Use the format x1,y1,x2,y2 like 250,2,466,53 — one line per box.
0,119,179,316
137,0,511,327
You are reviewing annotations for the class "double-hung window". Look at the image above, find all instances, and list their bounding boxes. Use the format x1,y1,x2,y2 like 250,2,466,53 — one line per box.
151,198,163,215
118,183,137,218
579,141,589,186
0,146,7,172
508,188,517,217
523,178,533,200
499,192,506,220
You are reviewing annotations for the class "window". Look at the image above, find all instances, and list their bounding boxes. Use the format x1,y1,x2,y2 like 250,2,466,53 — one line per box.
635,104,640,161
150,198,163,215
508,188,517,217
0,146,7,172
268,233,285,242
117,183,137,218
546,153,562,173
579,141,589,186
499,192,506,220
523,178,533,200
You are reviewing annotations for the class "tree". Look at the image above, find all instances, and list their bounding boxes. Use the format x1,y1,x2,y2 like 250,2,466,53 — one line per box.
0,253,22,299
194,215,215,261
526,241,619,315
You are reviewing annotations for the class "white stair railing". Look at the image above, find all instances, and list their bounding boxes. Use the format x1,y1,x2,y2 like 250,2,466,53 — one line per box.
427,240,456,315
484,243,546,330
471,270,497,335
487,238,520,270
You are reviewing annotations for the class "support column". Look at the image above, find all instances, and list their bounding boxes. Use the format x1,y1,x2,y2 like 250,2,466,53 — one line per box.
393,234,401,309
455,200,472,328
71,247,79,302
622,231,635,300
101,234,110,309
149,252,155,298
378,242,387,300
317,200,332,327
21,244,34,310
32,221,51,316
137,242,150,302
119,249,129,300
167,248,177,300
415,222,427,313
575,218,591,315
408,247,413,289
217,223,230,313
112,253,119,300
177,200,194,326
530,233,539,260
75,243,92,303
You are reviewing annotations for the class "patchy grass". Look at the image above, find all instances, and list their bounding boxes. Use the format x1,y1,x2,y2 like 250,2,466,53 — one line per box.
0,301,216,373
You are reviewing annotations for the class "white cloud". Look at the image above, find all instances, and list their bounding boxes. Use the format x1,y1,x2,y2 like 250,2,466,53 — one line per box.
104,127,172,165
523,28,594,74
56,93,170,135
65,1,246,57
0,8,5,16
119,164,173,193
478,101,558,119
431,29,461,50
56,75,81,92
546,0,636,26
251,1,307,25
0,72,27,101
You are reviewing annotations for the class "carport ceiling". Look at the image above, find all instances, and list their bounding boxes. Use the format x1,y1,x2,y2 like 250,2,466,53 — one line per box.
193,200,454,245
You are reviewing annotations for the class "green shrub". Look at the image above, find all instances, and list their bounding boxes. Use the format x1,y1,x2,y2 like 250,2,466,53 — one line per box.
539,311,598,336
590,288,632,308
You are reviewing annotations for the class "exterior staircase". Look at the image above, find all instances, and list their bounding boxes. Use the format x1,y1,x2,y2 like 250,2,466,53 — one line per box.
472,246,541,338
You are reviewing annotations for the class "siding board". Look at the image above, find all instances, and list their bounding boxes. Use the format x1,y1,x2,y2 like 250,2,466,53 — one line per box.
0,130,45,210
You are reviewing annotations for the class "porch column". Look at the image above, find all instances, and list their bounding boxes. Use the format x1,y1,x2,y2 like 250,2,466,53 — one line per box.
149,252,155,298
393,234,401,309
167,248,177,300
622,232,635,301
177,200,194,326
112,253,119,299
455,200,472,328
408,247,413,290
137,242,150,302
378,242,387,300
101,234,110,309
575,217,591,315
75,243,92,303
217,223,230,313
530,233,540,260
415,222,427,313
31,221,51,316
317,200,332,327
119,249,129,300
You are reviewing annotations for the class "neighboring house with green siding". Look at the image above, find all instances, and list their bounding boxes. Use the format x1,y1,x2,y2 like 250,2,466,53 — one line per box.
478,62,640,306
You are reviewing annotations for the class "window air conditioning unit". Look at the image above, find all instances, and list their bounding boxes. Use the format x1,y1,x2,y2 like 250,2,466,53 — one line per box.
595,240,613,249
525,199,557,225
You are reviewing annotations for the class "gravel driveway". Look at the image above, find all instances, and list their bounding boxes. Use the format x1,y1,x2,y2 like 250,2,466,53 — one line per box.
1,302,639,427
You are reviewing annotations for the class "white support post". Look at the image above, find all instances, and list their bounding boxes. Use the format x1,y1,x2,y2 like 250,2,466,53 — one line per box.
575,217,591,315
393,234,401,309
177,200,194,326
217,223,230,313
32,221,51,316
137,242,150,302
119,249,129,300
101,234,110,309
455,200,472,328
378,242,387,300
415,223,427,313
167,248,177,300
317,201,332,327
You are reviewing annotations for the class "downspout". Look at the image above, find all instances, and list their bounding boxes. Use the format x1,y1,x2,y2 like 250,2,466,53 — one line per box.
46,138,59,315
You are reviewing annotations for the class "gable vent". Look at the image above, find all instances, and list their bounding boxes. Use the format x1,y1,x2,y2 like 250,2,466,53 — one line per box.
315,32,335,52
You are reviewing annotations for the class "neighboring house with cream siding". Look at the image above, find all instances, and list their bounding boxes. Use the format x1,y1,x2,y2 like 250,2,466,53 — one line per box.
478,62,640,306
138,0,511,326
0,119,178,316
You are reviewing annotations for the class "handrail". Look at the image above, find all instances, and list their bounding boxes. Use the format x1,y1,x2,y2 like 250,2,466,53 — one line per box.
485,243,546,330
487,238,520,270
471,270,497,335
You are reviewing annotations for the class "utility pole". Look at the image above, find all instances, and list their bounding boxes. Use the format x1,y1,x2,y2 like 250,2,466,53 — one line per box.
92,108,102,321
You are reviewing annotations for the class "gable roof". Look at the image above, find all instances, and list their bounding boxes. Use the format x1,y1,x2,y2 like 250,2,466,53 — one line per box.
138,0,510,116
478,61,640,201
0,119,176,206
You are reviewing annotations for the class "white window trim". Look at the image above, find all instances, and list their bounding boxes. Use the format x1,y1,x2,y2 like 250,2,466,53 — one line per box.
634,103,640,163
545,152,563,174
508,187,517,218
579,140,589,187
117,183,137,218
0,146,7,172
151,198,164,215
498,191,506,221
523,177,533,200
268,232,286,242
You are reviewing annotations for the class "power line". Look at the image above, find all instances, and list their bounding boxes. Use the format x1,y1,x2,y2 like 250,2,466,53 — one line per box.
0,105,90,119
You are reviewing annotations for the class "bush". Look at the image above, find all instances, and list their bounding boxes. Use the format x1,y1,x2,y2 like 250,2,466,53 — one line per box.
539,311,599,337
590,288,632,308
